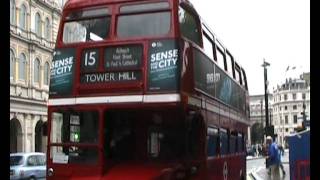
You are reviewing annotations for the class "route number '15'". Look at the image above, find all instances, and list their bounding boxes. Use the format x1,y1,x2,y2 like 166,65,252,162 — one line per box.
82,49,99,71
84,51,96,66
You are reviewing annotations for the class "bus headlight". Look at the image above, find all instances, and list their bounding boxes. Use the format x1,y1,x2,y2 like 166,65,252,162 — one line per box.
48,168,54,176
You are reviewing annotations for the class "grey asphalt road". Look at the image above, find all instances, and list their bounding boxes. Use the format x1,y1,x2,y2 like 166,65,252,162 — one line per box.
247,151,290,180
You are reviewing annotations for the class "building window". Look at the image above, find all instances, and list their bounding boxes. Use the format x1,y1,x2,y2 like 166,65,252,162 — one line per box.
284,94,287,101
285,128,288,132
10,0,16,25
10,49,15,79
285,106,287,111
19,53,27,80
280,106,282,111
19,4,27,29
45,18,51,39
293,105,297,110
44,62,49,85
35,12,42,36
302,93,306,100
293,93,296,100
285,115,288,124
34,58,40,83
279,95,281,101
293,115,297,124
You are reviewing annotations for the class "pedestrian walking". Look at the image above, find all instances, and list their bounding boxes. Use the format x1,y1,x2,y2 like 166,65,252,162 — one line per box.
278,147,286,177
266,136,280,180
258,144,262,157
278,144,285,156
253,145,257,157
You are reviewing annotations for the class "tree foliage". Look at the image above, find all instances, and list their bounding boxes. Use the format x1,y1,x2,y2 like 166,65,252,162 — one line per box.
251,123,264,144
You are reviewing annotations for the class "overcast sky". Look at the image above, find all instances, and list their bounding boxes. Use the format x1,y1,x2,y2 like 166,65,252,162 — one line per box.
189,0,310,95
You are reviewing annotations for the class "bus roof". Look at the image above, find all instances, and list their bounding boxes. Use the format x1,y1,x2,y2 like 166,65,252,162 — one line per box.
65,0,164,10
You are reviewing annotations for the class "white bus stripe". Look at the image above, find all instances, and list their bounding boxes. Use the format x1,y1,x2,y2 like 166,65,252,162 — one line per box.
48,94,180,106
48,98,76,106
76,95,143,104
143,94,180,103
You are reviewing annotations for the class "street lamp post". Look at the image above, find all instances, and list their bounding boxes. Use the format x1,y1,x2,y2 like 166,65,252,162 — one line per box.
260,99,263,126
302,99,307,129
262,59,270,136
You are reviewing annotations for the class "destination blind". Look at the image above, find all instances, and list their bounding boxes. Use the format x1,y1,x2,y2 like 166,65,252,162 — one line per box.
80,45,142,84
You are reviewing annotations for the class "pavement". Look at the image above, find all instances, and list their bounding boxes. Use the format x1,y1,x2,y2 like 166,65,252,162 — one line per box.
247,151,290,180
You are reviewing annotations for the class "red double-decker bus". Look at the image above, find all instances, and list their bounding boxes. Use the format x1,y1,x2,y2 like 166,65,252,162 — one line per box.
46,0,250,179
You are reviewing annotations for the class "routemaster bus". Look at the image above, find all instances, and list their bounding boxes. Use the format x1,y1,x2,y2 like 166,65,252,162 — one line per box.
46,0,250,179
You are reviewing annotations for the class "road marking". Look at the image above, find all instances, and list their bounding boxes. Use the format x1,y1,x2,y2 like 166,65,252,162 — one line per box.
250,166,265,180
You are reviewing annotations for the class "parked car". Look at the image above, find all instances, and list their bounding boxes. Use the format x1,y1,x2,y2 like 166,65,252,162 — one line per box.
10,152,46,180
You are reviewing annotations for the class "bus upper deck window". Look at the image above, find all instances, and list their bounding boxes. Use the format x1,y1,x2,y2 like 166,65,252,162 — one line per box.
117,12,171,38
63,8,110,44
179,6,201,46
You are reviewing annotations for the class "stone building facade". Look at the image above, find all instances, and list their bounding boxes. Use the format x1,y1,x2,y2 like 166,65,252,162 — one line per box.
248,94,273,146
10,0,65,153
272,74,310,146
248,72,310,146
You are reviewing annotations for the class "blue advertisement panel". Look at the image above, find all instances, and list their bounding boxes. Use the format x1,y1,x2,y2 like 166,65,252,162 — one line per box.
148,39,180,91
49,48,76,96
230,81,240,110
215,65,234,106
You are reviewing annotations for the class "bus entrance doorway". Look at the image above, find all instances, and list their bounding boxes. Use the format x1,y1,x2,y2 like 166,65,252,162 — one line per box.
103,109,187,164
104,110,136,162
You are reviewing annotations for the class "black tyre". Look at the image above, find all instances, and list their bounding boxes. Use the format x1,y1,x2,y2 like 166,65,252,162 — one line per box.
29,176,36,180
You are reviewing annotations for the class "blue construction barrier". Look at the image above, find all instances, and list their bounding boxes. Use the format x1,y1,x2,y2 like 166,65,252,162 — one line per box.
287,129,310,180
